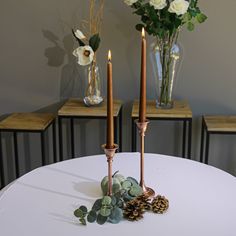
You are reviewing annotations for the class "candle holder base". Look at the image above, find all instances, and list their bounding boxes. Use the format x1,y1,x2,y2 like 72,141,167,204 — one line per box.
140,184,155,197
102,144,119,196
135,119,156,198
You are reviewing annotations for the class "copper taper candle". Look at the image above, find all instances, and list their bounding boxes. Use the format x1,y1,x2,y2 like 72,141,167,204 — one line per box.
139,28,147,122
106,50,114,149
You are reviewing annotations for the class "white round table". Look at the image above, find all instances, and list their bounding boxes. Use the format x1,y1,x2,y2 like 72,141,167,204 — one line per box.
0,153,236,236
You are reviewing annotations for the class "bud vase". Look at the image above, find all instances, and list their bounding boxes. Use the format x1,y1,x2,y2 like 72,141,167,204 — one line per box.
83,60,103,106
150,40,181,109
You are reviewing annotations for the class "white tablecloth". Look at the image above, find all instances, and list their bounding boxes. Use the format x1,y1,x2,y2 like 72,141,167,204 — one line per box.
0,153,236,236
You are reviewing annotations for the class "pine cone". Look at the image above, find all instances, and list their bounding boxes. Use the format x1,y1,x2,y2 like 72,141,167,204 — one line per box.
152,195,169,214
123,199,145,221
135,194,152,210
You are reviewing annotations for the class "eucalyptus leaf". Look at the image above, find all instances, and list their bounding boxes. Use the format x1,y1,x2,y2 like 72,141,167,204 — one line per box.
123,192,134,202
129,185,143,197
97,214,108,225
92,199,102,211
79,217,87,226
87,210,97,223
100,207,111,217
112,183,121,194
79,206,88,216
108,207,123,224
122,180,132,190
111,196,117,206
102,196,112,206
74,209,83,218
126,177,139,185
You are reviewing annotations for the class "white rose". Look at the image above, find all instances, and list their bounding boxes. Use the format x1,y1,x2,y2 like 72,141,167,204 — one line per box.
149,0,167,10
74,29,86,40
168,0,189,16
124,0,138,6
73,45,94,66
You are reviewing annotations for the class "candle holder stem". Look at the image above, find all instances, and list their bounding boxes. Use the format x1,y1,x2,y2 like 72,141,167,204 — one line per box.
136,120,155,197
102,144,118,196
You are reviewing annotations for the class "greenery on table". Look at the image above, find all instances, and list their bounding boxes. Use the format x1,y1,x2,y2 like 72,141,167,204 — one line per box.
73,172,169,225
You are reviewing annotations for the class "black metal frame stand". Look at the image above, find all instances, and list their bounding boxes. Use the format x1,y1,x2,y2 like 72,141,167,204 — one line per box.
58,107,123,161
199,116,236,164
132,117,192,159
0,120,56,187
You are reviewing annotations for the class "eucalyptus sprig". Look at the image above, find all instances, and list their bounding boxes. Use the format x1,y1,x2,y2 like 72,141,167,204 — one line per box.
74,174,143,225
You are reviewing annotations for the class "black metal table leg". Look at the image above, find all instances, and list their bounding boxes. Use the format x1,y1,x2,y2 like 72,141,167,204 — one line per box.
41,132,46,166
70,118,75,158
119,107,122,152
58,117,63,162
0,131,5,188
131,118,137,152
114,117,118,151
182,120,187,158
52,121,57,163
13,132,20,178
205,132,210,164
200,117,205,163
187,119,192,159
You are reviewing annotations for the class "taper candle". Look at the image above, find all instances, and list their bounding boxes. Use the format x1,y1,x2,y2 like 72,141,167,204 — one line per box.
139,28,147,123
106,50,114,149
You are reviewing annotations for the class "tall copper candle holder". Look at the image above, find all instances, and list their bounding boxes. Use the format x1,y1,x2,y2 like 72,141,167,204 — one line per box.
102,144,119,196
136,119,155,197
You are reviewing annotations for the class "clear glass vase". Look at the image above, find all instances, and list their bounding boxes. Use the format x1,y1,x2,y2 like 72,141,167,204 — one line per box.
150,39,181,109
83,60,103,106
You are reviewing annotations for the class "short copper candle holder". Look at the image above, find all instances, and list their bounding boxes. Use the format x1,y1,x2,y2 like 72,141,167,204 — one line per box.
135,119,155,197
102,144,119,196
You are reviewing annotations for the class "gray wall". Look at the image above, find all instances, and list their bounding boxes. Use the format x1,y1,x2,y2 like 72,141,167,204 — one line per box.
1,1,236,183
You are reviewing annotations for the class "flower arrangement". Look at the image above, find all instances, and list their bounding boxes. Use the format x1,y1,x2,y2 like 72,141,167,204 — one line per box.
124,0,207,107
72,0,104,66
72,0,105,106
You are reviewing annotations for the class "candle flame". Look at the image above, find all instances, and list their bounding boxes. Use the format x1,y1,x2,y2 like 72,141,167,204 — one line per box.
108,50,112,61
142,27,145,38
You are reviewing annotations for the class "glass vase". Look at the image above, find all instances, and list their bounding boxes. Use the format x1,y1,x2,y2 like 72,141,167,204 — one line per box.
83,60,103,106
151,39,181,109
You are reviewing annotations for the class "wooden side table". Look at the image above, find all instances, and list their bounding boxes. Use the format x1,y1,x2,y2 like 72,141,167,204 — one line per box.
58,99,123,161
200,116,236,164
131,100,192,158
0,113,57,186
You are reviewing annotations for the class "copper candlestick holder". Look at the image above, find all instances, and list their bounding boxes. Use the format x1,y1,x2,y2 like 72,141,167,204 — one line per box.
135,119,155,197
102,144,119,196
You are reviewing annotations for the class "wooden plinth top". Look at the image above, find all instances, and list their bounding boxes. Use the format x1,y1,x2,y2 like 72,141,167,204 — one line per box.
58,98,123,117
204,116,236,132
0,113,55,131
132,100,192,119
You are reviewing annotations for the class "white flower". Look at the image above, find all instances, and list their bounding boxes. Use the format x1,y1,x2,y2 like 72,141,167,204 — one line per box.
74,29,86,40
168,0,189,16
73,45,94,66
124,0,138,6
149,0,167,10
